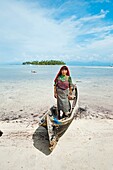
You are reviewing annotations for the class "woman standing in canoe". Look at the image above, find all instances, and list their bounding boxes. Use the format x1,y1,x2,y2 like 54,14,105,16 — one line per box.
54,66,73,119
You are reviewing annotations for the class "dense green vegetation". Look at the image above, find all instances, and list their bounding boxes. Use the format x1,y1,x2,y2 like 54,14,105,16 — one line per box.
22,60,66,65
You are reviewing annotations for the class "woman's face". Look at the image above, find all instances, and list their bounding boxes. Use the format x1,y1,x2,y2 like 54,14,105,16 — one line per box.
61,69,67,75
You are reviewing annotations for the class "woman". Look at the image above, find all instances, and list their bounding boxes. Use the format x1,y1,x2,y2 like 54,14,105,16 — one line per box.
54,66,73,119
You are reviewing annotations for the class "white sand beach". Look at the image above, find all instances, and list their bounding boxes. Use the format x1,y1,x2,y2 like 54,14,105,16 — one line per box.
0,119,113,170
0,66,113,170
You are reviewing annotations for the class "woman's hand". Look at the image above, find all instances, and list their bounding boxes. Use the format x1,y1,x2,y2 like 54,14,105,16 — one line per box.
68,95,72,100
54,92,57,98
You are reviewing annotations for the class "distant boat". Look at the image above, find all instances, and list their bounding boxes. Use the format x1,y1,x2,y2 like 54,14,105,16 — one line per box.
31,70,37,73
39,84,79,151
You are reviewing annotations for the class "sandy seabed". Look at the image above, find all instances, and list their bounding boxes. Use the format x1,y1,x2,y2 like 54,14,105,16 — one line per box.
0,77,113,170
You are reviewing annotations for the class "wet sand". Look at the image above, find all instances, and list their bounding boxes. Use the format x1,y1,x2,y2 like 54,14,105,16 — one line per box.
0,73,113,170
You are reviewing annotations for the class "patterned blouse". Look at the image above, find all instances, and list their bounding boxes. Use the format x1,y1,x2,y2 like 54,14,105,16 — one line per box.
54,75,72,90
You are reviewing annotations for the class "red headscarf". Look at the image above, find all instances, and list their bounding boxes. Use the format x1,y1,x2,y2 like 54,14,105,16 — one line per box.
54,65,70,83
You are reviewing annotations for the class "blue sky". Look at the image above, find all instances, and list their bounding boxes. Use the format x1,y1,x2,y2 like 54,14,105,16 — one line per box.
0,0,113,64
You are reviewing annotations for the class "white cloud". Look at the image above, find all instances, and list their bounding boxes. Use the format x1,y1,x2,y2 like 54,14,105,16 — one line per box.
0,0,113,63
0,0,71,61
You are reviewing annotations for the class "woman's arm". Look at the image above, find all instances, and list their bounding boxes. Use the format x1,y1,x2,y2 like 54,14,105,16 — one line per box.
68,76,73,95
54,84,57,98
69,86,72,95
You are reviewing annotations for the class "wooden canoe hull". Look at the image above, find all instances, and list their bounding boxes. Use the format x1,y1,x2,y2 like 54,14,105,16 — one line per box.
40,84,78,151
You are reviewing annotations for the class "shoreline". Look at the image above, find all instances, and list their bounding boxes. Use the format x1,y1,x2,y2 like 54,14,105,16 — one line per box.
0,118,113,170
0,65,113,169
0,97,113,170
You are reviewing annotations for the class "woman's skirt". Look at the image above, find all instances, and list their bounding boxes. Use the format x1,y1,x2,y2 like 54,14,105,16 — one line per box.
56,87,71,113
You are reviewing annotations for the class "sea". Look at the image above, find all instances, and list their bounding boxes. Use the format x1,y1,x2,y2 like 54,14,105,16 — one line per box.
0,64,113,82
0,64,113,117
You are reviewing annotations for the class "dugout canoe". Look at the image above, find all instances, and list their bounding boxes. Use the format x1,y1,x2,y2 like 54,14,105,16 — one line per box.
39,84,79,151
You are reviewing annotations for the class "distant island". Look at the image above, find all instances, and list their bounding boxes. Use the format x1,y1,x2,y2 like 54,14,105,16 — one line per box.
22,60,66,65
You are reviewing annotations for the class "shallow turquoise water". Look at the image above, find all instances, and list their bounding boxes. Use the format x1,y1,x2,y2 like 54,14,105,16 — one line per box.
0,64,113,117
0,65,113,82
